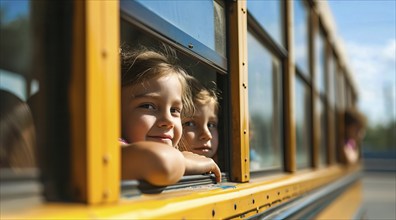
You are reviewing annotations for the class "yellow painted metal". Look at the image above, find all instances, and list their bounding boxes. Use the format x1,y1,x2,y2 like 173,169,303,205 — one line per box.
1,165,361,219
284,0,297,172
71,0,88,202
228,0,250,183
70,0,120,204
86,0,120,204
315,180,362,219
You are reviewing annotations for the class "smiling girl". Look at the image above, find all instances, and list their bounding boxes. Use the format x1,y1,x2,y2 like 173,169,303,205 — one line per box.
120,46,221,186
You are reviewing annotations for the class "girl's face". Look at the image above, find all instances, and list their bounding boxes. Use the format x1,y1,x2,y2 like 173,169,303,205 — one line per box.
121,74,183,147
182,101,218,158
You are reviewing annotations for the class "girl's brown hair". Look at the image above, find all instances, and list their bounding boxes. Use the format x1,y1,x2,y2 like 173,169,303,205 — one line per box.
185,75,219,114
120,45,194,118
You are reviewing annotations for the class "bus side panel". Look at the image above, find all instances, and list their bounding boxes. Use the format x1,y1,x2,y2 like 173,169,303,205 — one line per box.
314,180,363,220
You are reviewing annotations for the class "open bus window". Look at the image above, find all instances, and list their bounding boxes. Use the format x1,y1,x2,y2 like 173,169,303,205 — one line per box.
120,18,227,196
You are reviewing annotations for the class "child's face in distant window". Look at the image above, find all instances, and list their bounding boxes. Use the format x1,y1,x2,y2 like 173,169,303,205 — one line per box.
182,101,218,158
121,74,183,148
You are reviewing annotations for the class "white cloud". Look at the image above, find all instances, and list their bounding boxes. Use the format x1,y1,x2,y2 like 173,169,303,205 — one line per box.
345,39,396,125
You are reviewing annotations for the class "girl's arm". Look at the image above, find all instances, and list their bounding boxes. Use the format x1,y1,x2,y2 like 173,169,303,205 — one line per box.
182,151,222,183
121,141,185,186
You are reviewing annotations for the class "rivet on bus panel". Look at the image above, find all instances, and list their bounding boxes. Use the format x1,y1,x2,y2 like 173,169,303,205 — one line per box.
103,189,110,199
103,154,111,164
102,50,107,58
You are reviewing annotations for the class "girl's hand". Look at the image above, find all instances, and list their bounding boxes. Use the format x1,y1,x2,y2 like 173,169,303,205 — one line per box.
182,151,221,183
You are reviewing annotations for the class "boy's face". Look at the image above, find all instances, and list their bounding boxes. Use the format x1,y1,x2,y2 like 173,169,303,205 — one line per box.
182,101,218,158
121,75,183,147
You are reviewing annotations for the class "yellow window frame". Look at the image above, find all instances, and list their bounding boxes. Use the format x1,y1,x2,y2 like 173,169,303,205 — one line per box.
70,0,120,204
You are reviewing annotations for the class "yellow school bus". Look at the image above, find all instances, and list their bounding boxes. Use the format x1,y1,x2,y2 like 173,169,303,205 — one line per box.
1,0,363,219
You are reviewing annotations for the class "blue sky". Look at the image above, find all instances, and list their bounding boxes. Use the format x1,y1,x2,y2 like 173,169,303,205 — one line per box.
328,0,396,126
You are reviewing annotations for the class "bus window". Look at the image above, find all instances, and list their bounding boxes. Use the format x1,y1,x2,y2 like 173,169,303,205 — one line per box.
315,27,328,166
0,0,42,204
121,0,226,71
326,52,337,163
135,0,226,57
315,28,326,94
247,0,284,47
295,76,312,168
294,0,309,78
317,96,327,165
120,2,228,190
247,31,283,172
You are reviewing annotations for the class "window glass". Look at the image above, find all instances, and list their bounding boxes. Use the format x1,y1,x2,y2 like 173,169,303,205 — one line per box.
0,0,37,170
336,70,346,110
295,76,311,168
315,30,326,94
247,0,284,47
328,107,336,163
294,0,309,77
247,31,283,171
136,0,226,57
328,53,335,106
346,85,353,108
318,98,327,165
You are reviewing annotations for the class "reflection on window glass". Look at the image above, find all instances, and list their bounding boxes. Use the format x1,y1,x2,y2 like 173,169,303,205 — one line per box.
121,19,218,84
0,0,31,79
337,71,345,110
247,0,284,47
318,98,327,165
136,0,226,57
0,0,37,170
294,0,309,77
247,31,283,171
328,53,335,106
295,76,311,168
315,30,325,94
